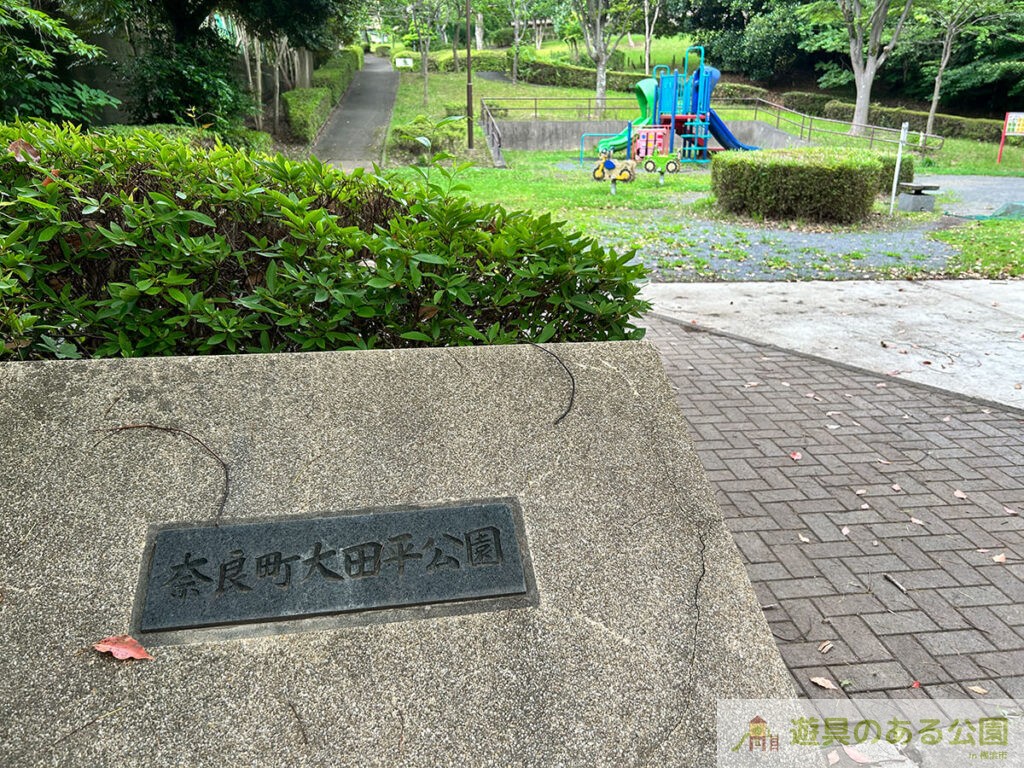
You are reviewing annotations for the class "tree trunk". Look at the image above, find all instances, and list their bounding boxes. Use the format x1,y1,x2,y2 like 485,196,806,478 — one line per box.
451,22,460,73
273,57,280,134
254,37,263,132
475,12,484,50
926,30,956,137
627,31,635,48
595,57,607,113
850,61,876,136
534,21,544,49
421,39,430,107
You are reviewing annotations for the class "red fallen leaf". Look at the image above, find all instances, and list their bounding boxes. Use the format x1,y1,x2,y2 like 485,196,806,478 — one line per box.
843,745,876,764
7,138,40,162
93,634,154,660
912,680,921,688
42,169,60,187
789,451,802,461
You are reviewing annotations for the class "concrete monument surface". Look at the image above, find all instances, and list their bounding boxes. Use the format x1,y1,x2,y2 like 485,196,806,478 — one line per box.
0,341,794,765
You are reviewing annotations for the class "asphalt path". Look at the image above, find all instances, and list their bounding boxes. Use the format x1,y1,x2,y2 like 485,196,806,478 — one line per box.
313,55,398,170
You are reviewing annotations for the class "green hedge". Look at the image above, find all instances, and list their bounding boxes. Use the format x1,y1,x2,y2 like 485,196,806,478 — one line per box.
282,87,332,143
875,152,914,192
711,148,881,224
312,46,363,106
98,123,273,152
375,45,391,57
715,82,769,100
514,54,639,93
0,121,648,360
781,91,834,117
822,100,1004,142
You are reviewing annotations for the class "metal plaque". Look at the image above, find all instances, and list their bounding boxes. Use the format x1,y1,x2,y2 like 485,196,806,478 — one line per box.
136,499,531,635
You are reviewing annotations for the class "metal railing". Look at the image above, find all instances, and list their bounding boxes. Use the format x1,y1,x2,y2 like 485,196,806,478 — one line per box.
717,98,945,152
478,99,505,167
480,95,946,153
479,96,638,122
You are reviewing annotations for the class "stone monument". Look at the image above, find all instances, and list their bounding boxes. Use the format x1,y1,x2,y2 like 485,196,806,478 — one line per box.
0,341,795,765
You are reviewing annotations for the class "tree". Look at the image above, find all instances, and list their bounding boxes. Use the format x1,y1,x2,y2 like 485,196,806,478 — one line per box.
570,0,641,108
407,0,446,106
0,0,118,123
912,0,1017,136
641,0,662,74
799,0,915,135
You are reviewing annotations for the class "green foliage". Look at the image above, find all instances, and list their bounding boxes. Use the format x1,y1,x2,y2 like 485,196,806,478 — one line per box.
393,49,508,74
509,50,640,93
375,44,392,57
781,91,835,117
822,100,1004,142
311,46,364,105
281,87,333,143
0,121,648,360
714,83,769,100
0,0,119,124
389,115,464,157
123,30,253,133
875,153,914,192
711,148,882,224
98,123,273,153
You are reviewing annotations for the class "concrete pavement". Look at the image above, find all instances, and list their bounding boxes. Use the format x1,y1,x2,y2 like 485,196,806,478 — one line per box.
643,280,1024,410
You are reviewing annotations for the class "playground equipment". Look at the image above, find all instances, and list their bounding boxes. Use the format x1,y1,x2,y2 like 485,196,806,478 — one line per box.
588,46,757,176
592,151,637,183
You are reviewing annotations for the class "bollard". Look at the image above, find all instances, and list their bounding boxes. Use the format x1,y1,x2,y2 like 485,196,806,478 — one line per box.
610,179,617,195
659,171,665,186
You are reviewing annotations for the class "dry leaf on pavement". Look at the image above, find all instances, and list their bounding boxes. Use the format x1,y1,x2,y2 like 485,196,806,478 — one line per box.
93,635,154,661
954,489,968,500
910,517,925,525
799,533,811,543
841,526,851,536
993,553,1007,564
811,676,839,690
790,451,802,461
967,685,989,695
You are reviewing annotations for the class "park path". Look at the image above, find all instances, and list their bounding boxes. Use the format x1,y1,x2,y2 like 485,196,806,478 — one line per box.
646,314,1024,700
313,55,398,170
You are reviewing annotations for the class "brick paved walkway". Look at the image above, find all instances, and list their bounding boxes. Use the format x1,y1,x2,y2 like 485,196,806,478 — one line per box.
645,315,1024,700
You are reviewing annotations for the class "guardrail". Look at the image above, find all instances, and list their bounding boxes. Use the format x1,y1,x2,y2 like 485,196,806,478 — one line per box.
717,98,945,152
478,99,505,168
479,96,638,121
480,95,945,154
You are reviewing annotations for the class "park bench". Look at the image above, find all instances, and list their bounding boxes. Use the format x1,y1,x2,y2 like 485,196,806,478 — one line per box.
897,182,940,212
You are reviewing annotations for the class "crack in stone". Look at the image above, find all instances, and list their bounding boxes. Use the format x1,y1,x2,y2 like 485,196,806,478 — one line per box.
687,520,709,688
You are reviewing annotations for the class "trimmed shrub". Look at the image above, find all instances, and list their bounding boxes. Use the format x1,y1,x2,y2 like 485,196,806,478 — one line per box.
311,46,363,106
712,148,881,224
781,91,834,117
512,54,638,93
375,45,391,57
715,82,769,100
389,114,465,156
822,100,1004,142
874,152,914,192
282,87,332,143
0,121,647,360
97,123,273,153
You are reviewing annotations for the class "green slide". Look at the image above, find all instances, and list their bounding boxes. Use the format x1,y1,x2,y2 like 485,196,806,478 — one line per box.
597,78,658,154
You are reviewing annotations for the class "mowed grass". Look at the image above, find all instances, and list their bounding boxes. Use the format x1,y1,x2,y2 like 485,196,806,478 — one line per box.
934,220,1024,277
